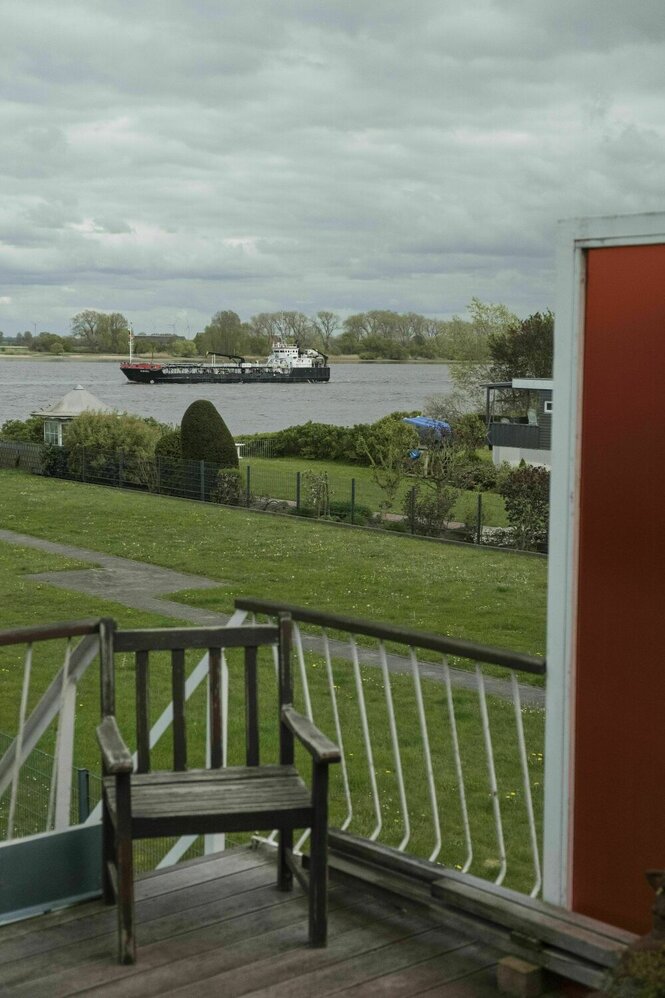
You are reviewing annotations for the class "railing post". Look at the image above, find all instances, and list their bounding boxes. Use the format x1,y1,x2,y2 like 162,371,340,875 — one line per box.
351,478,356,524
246,464,251,506
81,446,86,483
476,493,483,545
199,460,205,502
296,471,301,511
156,454,161,494
77,767,90,823
118,450,124,489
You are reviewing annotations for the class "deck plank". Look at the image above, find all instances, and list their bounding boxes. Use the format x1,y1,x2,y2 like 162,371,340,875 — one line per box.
0,846,503,998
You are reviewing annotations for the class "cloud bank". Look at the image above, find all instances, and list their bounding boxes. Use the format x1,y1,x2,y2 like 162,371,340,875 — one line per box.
1,0,664,334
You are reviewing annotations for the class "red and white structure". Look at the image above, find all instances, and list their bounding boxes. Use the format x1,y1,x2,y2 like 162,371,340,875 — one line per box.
544,212,665,934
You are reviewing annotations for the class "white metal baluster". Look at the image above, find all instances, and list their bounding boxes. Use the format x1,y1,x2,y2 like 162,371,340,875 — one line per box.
378,641,410,850
46,639,74,830
409,647,441,862
350,636,381,840
322,629,352,831
476,664,507,885
443,657,473,872
7,644,33,841
511,671,542,897
293,623,314,852
293,623,313,720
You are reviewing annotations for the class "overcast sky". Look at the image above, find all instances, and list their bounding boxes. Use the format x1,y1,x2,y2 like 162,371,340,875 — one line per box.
1,0,664,336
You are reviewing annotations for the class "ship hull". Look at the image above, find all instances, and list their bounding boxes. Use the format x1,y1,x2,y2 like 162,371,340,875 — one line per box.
120,363,331,385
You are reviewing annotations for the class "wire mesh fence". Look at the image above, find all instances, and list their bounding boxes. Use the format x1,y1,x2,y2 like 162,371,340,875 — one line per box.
0,730,101,838
5,440,519,547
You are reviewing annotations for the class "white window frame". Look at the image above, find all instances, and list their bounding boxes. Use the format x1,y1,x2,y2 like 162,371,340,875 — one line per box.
544,212,665,908
43,420,61,446
543,400,553,414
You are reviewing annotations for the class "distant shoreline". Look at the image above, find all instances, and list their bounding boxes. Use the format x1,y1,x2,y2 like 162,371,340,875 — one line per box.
0,351,458,366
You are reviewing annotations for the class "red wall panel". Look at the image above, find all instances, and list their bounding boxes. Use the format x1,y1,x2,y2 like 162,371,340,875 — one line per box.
573,244,665,933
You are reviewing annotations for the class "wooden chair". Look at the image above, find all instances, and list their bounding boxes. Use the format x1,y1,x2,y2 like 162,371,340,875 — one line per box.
96,614,340,964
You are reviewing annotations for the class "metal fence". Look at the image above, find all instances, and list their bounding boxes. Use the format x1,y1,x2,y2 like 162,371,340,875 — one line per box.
0,731,99,838
3,440,521,547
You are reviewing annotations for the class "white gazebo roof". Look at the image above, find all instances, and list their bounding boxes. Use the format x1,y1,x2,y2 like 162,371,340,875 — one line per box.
32,385,118,419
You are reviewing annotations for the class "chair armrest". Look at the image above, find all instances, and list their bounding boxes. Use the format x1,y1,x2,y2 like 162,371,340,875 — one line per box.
97,715,133,774
281,705,341,764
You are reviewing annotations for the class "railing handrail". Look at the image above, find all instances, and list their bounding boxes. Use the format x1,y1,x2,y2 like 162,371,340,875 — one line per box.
235,598,546,676
0,619,102,648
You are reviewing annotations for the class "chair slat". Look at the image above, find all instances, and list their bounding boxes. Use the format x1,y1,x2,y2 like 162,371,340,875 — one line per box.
208,648,222,768
245,645,259,766
172,649,187,771
135,651,150,773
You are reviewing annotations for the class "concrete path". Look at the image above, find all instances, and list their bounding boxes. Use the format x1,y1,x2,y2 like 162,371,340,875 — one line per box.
0,528,545,706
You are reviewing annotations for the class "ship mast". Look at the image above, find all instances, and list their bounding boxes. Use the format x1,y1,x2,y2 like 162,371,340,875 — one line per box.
129,324,134,364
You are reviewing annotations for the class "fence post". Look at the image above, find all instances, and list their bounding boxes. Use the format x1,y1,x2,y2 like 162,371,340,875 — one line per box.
245,464,251,506
476,493,483,545
118,450,124,489
409,486,416,534
296,471,301,510
77,768,90,823
200,460,205,502
81,446,86,483
157,454,161,494
351,478,356,525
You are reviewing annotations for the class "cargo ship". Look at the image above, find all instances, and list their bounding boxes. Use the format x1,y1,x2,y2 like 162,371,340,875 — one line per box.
120,341,330,385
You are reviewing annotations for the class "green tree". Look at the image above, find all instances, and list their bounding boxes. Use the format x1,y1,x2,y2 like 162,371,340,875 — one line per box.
70,310,129,353
310,311,339,353
195,311,246,357
487,310,554,381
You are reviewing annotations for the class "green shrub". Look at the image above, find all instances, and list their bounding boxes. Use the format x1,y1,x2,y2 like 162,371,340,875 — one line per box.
403,483,458,537
154,428,181,463
64,412,162,490
0,415,44,443
328,500,374,525
500,463,550,551
180,400,238,468
211,468,244,506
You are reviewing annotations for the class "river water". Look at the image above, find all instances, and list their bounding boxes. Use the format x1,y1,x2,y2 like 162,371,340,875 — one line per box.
0,359,452,435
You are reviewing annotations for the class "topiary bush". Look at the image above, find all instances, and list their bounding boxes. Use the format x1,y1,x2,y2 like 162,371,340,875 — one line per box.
180,400,238,468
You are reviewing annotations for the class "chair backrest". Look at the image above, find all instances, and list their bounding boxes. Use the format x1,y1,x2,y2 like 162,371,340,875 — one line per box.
100,615,292,773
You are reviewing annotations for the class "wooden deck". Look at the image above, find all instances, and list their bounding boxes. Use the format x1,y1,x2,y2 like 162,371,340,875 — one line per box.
0,847,565,997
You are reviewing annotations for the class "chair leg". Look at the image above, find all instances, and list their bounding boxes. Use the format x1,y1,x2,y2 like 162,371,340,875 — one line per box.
278,828,293,891
309,765,329,947
115,774,136,964
101,794,115,905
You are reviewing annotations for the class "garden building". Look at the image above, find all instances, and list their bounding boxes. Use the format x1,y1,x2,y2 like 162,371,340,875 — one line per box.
31,385,118,446
485,378,553,468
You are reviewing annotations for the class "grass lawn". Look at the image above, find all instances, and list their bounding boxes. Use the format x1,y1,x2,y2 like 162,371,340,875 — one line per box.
242,455,508,526
0,470,546,889
0,471,544,655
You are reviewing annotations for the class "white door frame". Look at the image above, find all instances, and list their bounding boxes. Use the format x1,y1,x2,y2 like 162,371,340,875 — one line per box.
543,211,665,907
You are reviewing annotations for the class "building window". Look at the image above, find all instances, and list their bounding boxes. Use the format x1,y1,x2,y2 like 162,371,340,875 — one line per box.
544,400,553,414
44,421,61,445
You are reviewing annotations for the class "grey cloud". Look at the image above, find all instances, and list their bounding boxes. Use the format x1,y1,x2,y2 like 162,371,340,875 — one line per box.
1,1,664,334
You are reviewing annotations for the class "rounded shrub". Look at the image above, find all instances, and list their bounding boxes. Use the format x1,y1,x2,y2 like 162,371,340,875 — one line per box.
180,400,238,468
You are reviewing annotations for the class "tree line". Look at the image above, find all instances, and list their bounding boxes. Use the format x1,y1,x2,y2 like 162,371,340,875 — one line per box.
2,299,553,369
